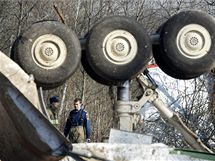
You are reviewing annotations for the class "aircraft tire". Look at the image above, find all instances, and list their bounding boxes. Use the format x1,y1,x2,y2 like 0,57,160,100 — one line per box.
12,21,81,89
85,16,152,83
157,10,215,78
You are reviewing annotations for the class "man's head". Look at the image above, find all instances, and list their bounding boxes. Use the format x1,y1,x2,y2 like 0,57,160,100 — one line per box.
74,98,82,110
49,96,60,107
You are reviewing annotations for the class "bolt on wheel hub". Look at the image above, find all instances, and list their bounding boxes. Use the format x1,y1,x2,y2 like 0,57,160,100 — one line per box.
40,43,58,61
111,38,129,57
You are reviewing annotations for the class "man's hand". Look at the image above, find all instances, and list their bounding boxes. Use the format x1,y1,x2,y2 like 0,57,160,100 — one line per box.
86,138,91,143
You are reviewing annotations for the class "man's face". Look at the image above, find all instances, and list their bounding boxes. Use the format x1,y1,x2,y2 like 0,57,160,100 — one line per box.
53,102,60,108
74,101,81,110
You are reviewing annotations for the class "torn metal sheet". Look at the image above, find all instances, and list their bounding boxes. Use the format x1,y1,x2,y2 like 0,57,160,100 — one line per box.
0,52,72,161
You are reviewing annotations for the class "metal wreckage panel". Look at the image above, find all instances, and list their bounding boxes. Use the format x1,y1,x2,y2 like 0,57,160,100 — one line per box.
0,51,71,161
64,143,214,161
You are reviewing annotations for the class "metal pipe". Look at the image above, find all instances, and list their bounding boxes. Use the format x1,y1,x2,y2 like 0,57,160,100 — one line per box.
116,81,133,131
150,92,213,153
150,34,160,45
117,81,130,101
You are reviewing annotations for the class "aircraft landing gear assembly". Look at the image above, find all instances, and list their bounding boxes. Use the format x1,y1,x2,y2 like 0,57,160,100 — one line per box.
1,9,214,160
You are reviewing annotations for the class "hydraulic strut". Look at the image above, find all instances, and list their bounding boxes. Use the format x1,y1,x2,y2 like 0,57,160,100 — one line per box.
115,70,212,153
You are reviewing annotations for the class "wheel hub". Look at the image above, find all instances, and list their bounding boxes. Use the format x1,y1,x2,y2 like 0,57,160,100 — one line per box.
40,43,58,61
115,43,124,52
32,34,67,69
111,38,129,57
177,24,211,59
103,30,137,65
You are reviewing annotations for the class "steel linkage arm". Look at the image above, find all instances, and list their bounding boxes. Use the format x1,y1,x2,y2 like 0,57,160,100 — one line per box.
137,73,213,153
114,75,154,131
115,71,212,153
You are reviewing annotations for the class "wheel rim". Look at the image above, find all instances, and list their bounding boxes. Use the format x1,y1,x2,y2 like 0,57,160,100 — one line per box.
176,24,211,59
32,34,67,69
102,30,137,65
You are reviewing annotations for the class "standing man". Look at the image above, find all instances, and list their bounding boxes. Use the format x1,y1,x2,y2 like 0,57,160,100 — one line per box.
64,98,91,143
47,96,60,127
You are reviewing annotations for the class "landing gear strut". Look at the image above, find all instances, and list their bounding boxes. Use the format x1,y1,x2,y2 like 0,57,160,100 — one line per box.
115,70,212,153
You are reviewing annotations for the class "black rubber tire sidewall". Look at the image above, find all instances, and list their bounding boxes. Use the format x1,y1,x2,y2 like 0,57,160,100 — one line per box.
86,16,152,81
12,21,81,89
153,44,201,79
81,50,117,86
